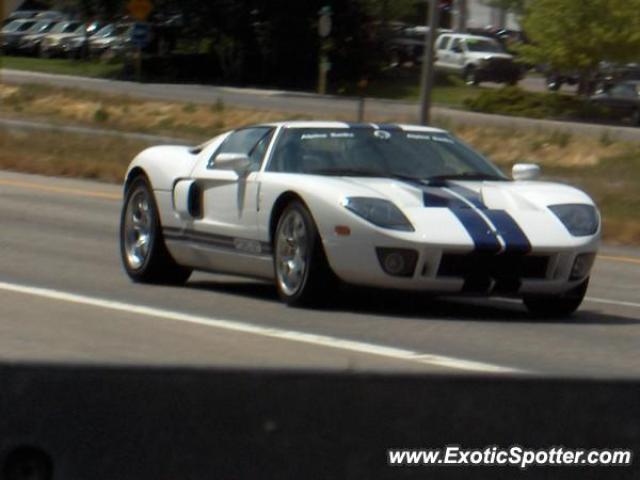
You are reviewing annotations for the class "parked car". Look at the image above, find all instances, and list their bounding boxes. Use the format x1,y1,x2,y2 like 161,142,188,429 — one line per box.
544,63,640,92
589,80,640,125
0,19,37,54
88,23,132,58
435,33,522,86
33,10,66,21
388,25,452,67
2,10,39,27
15,19,60,56
55,21,104,59
39,20,92,58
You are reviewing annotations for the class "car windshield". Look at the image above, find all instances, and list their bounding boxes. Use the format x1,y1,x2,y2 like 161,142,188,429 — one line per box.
2,20,35,32
465,38,504,53
93,24,114,38
113,25,132,36
50,21,80,34
268,127,507,181
29,21,56,34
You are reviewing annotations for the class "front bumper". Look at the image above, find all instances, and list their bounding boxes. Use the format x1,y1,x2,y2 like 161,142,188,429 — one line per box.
475,60,522,83
323,226,599,297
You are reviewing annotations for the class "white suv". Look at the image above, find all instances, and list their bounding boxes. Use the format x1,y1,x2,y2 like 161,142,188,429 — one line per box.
435,33,521,86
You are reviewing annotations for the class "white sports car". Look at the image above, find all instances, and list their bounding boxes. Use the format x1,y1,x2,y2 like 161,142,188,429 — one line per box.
120,121,600,316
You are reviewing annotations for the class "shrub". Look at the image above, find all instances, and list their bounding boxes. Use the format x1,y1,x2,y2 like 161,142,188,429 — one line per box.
94,106,109,123
463,87,608,121
182,103,197,114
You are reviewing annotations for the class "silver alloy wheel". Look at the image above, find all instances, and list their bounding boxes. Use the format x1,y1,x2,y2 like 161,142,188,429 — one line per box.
276,210,309,297
123,187,153,270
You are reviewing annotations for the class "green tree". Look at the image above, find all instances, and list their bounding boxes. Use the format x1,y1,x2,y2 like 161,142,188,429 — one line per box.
518,0,640,94
483,0,526,16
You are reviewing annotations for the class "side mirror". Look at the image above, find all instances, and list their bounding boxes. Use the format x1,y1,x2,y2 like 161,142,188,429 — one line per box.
214,153,252,174
512,163,541,181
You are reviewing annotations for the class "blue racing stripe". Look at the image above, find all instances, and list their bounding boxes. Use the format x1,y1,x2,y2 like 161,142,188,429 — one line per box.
447,183,532,254
484,210,532,254
377,124,402,131
451,209,502,253
422,187,466,208
420,185,502,253
446,184,486,209
346,123,375,129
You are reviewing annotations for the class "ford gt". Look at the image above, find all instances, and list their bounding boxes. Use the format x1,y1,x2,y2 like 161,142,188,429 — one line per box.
120,122,600,316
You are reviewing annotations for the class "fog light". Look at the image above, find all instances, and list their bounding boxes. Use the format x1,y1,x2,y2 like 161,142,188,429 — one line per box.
376,248,418,278
571,253,596,280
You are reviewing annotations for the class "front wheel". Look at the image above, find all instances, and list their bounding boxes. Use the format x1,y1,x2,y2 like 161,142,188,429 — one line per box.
274,201,335,307
546,75,563,92
523,279,589,317
120,176,192,285
463,66,480,86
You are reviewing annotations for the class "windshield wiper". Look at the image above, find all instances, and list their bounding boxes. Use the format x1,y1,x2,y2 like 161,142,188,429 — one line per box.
426,172,507,182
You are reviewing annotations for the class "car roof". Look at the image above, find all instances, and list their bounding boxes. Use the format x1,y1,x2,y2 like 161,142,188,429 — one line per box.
257,121,448,133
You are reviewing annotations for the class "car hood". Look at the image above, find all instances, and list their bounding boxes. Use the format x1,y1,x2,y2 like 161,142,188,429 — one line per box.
333,177,597,248
21,33,46,41
45,32,80,41
466,51,514,61
91,37,118,46
341,177,592,209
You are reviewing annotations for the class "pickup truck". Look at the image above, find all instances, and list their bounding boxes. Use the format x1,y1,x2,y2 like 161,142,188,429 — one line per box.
435,33,522,86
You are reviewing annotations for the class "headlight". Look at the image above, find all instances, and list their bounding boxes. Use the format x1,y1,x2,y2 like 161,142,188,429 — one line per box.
549,204,599,236
343,197,414,231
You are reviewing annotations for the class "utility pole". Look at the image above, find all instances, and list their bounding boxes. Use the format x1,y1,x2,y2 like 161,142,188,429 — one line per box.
419,0,440,125
454,0,468,33
317,6,333,95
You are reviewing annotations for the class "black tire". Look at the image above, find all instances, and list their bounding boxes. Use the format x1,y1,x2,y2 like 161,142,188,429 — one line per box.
463,66,480,86
273,201,336,307
546,75,562,92
507,76,519,86
523,278,589,318
120,176,192,285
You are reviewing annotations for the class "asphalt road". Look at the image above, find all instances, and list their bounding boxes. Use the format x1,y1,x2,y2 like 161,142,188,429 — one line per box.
4,69,640,142
1,170,639,377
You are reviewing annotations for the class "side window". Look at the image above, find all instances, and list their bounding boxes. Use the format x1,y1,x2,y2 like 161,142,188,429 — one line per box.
450,38,461,52
208,127,273,169
437,36,450,50
610,84,636,98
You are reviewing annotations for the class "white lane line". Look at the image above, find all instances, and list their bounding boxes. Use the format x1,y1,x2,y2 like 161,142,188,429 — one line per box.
492,296,640,311
0,281,521,374
585,297,640,310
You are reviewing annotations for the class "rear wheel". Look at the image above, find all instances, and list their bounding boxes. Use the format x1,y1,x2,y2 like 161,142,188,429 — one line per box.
120,176,192,285
274,201,335,306
523,278,589,317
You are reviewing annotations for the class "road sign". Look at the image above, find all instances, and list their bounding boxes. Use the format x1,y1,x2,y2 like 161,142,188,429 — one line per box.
127,0,153,21
131,22,151,49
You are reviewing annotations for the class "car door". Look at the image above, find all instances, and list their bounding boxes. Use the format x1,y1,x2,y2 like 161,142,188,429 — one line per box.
189,126,275,244
435,35,451,71
603,83,638,115
448,37,465,73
